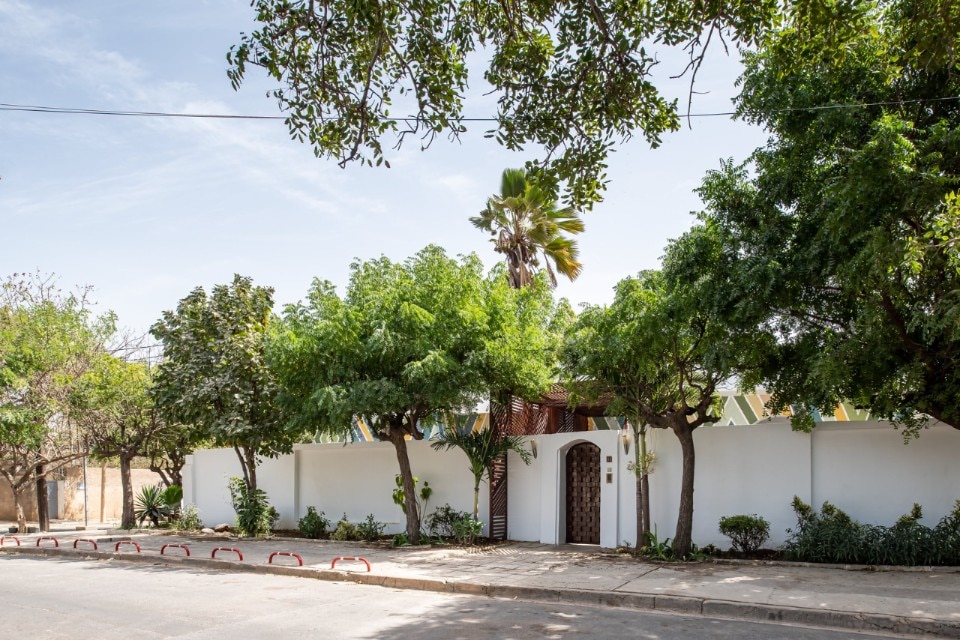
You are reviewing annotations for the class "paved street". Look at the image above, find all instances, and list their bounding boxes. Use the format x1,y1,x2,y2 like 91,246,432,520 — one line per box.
1,556,906,639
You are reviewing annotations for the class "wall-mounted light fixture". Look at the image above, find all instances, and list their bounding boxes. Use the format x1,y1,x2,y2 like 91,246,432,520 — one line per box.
621,421,631,456
530,438,538,460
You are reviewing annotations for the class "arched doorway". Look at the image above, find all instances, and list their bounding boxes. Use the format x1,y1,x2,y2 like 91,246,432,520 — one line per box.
565,442,601,544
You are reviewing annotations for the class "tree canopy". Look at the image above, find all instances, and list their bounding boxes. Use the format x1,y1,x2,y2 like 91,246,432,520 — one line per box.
269,245,559,542
666,0,960,435
70,354,171,528
227,0,780,208
0,273,113,532
151,275,299,492
563,269,745,557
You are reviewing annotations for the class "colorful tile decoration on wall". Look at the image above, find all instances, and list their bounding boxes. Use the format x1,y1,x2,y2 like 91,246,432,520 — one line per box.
313,394,872,443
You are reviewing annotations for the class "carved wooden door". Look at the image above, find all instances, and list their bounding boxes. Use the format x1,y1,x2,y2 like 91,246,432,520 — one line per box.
565,442,601,544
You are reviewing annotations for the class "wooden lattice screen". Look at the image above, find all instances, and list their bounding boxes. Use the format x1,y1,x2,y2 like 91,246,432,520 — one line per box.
488,395,549,539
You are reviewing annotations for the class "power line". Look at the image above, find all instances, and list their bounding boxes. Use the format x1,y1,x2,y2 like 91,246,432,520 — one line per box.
1,96,958,122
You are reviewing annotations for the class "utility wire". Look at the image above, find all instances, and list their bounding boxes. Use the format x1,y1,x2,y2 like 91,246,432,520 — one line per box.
2,96,959,122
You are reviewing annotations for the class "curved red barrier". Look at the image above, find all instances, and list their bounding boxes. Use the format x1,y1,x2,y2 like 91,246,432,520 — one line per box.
268,551,303,567
211,547,243,561
160,543,191,557
73,538,98,550
36,536,60,548
330,556,371,572
114,540,141,553
0,536,21,547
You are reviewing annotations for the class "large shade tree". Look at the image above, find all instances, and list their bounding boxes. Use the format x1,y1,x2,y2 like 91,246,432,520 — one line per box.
563,270,750,557
667,0,960,435
471,168,584,289
70,355,173,529
151,275,300,493
0,273,113,533
226,1,782,209
269,246,556,543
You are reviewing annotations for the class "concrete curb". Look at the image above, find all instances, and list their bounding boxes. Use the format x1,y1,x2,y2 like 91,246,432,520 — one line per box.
705,557,960,574
3,546,958,638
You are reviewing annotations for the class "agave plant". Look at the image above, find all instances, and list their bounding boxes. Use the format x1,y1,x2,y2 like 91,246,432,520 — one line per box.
134,484,172,527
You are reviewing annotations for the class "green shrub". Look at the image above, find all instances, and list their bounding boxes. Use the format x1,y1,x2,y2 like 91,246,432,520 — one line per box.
784,497,960,566
298,507,330,539
427,504,472,538
330,513,358,541
451,516,484,545
718,514,770,554
228,477,274,537
356,514,386,542
171,504,203,531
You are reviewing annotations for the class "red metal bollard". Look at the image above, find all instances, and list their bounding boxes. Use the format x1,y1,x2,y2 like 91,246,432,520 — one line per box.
160,543,191,557
0,536,21,547
330,556,371,572
114,540,141,553
36,536,60,548
211,547,243,561
73,538,98,551
268,551,303,567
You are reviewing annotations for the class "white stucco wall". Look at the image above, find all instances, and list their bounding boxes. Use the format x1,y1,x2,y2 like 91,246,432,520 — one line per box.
811,422,960,527
186,421,960,550
183,449,296,528
295,440,484,536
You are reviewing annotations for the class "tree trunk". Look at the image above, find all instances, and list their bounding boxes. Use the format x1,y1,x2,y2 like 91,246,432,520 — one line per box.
634,467,643,551
233,445,258,492
100,460,107,523
245,447,258,492
672,423,696,558
640,427,651,548
12,486,27,533
389,430,420,544
119,454,135,529
473,478,481,522
632,425,652,550
35,462,49,532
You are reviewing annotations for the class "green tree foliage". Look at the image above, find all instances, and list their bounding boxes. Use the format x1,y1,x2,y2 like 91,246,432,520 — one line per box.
0,273,113,532
471,168,584,288
269,245,557,543
70,354,174,529
666,0,960,434
431,421,531,521
563,270,742,557
151,275,299,493
227,0,780,209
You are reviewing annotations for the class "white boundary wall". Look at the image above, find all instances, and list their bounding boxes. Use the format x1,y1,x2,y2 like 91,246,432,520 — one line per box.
184,440,485,534
183,420,960,548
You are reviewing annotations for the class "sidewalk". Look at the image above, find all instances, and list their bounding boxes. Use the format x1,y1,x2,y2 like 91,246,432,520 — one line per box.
3,524,959,638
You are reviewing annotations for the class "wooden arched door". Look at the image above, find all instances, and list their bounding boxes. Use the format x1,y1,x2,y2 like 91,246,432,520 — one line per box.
565,442,601,544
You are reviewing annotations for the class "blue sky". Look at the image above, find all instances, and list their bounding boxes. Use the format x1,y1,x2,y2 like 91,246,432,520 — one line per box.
1,1,768,334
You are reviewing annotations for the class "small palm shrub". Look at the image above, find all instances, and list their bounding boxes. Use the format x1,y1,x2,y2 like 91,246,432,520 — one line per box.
228,477,274,537
298,507,330,539
718,514,770,554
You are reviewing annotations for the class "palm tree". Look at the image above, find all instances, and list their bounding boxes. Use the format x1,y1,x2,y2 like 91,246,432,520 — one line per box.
431,422,532,521
471,168,584,289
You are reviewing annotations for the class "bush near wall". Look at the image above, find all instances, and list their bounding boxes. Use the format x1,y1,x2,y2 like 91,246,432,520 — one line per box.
784,497,960,566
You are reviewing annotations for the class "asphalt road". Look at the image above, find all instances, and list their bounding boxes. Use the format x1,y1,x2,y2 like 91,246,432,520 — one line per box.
1,556,905,639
